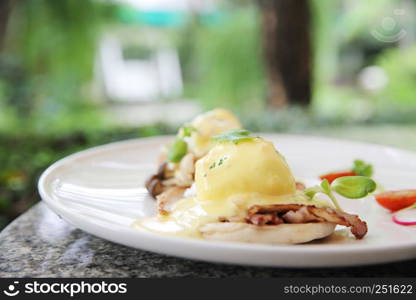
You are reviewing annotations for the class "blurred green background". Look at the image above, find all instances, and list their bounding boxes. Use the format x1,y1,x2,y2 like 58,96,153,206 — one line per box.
1,0,416,229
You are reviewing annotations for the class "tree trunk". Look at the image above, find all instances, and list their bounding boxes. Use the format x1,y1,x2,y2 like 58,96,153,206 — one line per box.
0,0,12,49
258,0,312,108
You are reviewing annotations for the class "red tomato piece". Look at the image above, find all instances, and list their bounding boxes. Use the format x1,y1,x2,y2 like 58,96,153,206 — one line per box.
375,190,416,212
319,171,357,183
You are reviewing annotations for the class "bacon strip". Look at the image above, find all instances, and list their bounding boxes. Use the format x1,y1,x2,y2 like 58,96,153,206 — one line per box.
145,162,168,198
248,204,304,215
248,214,284,226
244,204,368,239
146,154,195,199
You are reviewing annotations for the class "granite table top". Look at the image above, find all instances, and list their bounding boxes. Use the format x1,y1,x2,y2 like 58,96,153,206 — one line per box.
0,202,415,278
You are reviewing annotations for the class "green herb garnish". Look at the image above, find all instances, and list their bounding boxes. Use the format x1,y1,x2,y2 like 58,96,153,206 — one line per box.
331,176,377,199
305,176,377,211
218,157,226,166
208,157,228,170
352,159,373,177
179,125,196,138
212,129,257,144
167,138,187,163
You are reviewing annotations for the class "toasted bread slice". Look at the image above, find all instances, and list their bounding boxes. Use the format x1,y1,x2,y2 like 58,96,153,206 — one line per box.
200,222,336,245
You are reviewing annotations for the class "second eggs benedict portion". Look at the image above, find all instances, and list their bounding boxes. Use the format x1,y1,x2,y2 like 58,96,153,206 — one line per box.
188,108,242,158
145,109,241,200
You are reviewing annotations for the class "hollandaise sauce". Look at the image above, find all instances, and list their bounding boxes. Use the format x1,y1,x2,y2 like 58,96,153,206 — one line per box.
132,192,328,238
134,137,330,238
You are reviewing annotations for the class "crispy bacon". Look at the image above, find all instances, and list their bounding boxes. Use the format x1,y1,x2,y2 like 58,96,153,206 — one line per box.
247,214,284,226
336,211,368,240
146,154,195,199
248,204,304,215
282,206,324,223
145,162,168,198
244,204,368,239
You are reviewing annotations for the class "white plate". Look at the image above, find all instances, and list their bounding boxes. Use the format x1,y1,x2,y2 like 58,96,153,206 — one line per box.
38,134,416,267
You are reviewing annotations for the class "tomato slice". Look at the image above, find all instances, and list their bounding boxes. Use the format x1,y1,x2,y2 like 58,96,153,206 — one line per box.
375,190,416,212
319,171,356,183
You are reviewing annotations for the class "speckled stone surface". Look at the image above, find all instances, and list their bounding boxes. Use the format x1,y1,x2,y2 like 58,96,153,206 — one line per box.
0,202,415,278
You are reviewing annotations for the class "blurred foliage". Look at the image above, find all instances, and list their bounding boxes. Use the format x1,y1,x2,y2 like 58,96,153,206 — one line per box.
180,5,266,113
0,124,174,229
311,0,416,118
0,0,124,228
376,45,416,105
0,0,118,135
177,0,416,119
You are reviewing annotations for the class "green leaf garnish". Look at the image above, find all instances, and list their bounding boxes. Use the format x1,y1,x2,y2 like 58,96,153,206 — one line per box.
167,138,187,163
211,129,257,144
352,159,373,177
304,176,377,211
320,179,331,194
304,186,321,199
304,183,342,211
331,176,377,199
179,125,196,138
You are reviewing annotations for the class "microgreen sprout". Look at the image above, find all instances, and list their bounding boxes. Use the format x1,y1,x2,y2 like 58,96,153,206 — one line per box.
304,176,377,211
167,138,187,163
212,129,258,144
332,176,377,199
352,159,373,177
167,125,196,163
179,125,196,138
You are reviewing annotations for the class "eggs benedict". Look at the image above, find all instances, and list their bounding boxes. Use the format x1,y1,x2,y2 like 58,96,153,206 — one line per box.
145,108,242,201
139,129,368,244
